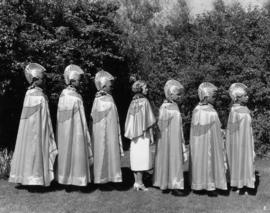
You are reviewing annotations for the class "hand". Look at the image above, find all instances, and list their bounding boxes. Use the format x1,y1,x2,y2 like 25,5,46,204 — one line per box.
120,147,124,157
183,151,188,162
182,144,188,162
149,128,154,145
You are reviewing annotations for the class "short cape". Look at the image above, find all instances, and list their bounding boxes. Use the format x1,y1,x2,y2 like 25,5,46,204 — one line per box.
125,94,156,140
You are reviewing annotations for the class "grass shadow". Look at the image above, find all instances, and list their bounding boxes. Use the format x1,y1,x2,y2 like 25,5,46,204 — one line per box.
143,169,153,188
247,170,260,196
183,171,192,195
96,167,134,192
64,184,98,193
14,181,64,193
118,167,134,191
15,180,98,194
217,188,230,196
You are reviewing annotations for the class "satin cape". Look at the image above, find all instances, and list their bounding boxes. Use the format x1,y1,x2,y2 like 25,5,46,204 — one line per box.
56,87,93,186
9,87,57,186
91,93,123,183
226,104,255,188
124,95,156,140
190,104,227,190
153,102,185,190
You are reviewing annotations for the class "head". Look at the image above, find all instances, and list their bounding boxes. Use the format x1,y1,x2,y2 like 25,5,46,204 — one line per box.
25,63,46,88
103,79,114,93
69,76,82,89
198,82,218,105
132,80,147,95
32,76,45,88
229,83,248,105
164,80,184,103
64,64,84,89
94,70,115,93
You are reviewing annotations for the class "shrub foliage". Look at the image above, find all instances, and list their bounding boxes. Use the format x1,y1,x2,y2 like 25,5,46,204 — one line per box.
119,0,270,155
0,0,269,155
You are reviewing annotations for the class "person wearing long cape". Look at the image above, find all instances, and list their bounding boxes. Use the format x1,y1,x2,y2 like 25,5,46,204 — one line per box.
91,70,124,184
56,65,93,186
9,63,57,187
125,80,156,191
153,80,188,196
226,83,255,193
190,82,227,196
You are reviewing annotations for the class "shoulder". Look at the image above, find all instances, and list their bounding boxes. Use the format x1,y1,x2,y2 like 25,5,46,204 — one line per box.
193,104,216,113
98,94,114,102
26,88,44,97
26,88,47,103
61,88,82,100
162,102,178,112
94,94,115,110
232,105,250,114
192,104,218,121
131,97,148,106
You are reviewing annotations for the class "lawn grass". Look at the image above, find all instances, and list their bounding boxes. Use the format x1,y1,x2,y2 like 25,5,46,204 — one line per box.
0,153,269,213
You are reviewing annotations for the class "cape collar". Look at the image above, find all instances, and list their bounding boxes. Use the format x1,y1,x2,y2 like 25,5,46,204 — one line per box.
28,85,43,91
133,93,145,100
96,90,110,98
67,85,77,92
199,102,214,108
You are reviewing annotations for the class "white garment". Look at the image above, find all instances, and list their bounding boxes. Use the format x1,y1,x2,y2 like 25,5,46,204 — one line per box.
130,136,152,171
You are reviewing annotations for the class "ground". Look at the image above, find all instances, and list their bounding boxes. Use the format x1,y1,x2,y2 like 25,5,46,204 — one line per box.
0,153,269,213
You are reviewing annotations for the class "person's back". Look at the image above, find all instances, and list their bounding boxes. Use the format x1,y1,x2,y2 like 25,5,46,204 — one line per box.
153,80,187,196
56,65,92,186
9,63,57,187
91,70,123,184
226,83,255,194
190,82,227,196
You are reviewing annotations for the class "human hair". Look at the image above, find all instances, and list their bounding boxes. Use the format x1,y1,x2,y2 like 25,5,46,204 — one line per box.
31,77,40,86
131,80,147,93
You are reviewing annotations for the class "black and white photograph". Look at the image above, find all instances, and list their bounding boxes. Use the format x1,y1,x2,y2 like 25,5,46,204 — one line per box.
0,0,269,212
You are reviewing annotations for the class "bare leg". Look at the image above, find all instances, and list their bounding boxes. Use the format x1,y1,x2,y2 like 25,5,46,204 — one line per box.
133,172,138,184
137,171,143,185
135,171,148,191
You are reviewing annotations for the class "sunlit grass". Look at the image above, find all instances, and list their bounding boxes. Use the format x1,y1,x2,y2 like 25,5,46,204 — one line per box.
0,152,269,213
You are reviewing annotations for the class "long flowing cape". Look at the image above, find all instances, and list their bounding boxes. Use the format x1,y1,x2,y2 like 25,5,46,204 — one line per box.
124,95,156,140
91,94,123,183
226,104,255,188
190,104,227,190
56,88,93,186
153,102,185,190
9,87,57,186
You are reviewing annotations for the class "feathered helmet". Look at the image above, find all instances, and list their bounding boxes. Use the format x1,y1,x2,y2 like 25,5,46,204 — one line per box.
64,64,84,85
164,79,184,100
198,82,218,101
24,63,46,84
229,83,247,101
131,80,147,93
94,70,114,91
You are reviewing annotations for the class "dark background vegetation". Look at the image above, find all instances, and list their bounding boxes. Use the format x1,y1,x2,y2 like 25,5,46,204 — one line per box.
0,0,269,155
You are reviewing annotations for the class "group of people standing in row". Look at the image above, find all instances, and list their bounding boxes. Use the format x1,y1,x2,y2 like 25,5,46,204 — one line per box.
9,63,255,197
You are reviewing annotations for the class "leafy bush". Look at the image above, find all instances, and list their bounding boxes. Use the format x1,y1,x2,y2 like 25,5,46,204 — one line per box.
0,0,269,155
0,149,13,179
119,0,270,155
0,0,130,149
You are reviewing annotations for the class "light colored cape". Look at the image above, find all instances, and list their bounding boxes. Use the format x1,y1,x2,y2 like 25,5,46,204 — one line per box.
9,87,57,186
124,95,156,140
190,104,227,190
153,101,185,190
56,87,93,186
91,93,123,183
226,104,255,188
